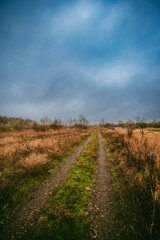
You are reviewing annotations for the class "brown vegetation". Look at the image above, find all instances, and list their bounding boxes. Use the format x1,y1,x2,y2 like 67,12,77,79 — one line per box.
0,127,92,187
100,119,160,129
0,116,35,132
101,127,160,239
0,126,93,229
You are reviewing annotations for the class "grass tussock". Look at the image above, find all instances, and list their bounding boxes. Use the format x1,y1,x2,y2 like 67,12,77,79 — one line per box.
0,127,93,229
28,132,98,240
101,127,160,240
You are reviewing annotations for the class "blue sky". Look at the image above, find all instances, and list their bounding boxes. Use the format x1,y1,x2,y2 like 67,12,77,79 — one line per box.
0,0,160,123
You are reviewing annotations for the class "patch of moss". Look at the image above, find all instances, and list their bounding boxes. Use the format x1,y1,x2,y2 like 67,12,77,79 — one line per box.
28,132,98,240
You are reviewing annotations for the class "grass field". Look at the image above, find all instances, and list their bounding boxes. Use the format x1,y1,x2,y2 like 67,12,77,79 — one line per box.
101,127,160,240
0,126,92,230
1,116,160,239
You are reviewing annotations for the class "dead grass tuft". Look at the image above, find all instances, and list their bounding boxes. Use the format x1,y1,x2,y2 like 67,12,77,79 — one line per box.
20,153,48,170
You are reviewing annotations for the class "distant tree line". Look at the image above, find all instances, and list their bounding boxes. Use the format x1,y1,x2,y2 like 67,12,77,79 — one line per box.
0,114,90,132
33,114,89,131
0,116,35,132
1,115,160,132
99,117,160,129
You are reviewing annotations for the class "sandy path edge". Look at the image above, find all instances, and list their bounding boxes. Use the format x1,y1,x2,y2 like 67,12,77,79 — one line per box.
0,132,94,240
90,131,125,240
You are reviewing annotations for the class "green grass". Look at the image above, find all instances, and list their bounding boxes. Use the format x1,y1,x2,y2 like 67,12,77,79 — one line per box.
28,132,98,240
0,135,90,230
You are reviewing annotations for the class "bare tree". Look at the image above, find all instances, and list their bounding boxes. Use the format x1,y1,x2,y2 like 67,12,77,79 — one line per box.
78,114,89,126
40,117,52,125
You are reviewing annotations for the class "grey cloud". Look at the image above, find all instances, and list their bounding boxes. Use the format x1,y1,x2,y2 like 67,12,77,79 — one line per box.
0,0,160,122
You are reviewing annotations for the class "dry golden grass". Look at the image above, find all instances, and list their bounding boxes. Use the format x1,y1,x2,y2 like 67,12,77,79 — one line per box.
0,128,88,155
0,126,93,228
0,127,92,188
19,153,48,169
101,127,160,154
101,126,160,239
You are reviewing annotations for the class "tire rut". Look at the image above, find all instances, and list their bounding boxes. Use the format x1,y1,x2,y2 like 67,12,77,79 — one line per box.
90,131,125,240
0,132,94,240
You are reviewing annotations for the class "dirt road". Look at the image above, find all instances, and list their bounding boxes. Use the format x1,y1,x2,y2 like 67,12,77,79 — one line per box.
90,131,125,240
1,131,125,240
0,133,94,240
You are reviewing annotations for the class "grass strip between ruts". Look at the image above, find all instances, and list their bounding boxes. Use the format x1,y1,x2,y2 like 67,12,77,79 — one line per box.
0,134,90,230
28,132,98,240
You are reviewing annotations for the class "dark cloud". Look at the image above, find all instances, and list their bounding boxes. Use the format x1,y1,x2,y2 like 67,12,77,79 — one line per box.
0,0,160,123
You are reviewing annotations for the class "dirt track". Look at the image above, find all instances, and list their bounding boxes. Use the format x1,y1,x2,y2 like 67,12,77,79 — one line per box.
90,132,125,240
0,133,94,240
1,131,125,240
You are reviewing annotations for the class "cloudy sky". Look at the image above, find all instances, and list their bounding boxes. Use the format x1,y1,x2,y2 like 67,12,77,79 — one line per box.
0,0,160,123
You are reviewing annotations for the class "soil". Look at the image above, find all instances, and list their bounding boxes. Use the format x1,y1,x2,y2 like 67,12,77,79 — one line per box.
0,133,94,240
90,132,125,240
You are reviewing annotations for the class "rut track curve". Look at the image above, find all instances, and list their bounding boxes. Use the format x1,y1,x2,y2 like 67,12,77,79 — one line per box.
0,132,94,240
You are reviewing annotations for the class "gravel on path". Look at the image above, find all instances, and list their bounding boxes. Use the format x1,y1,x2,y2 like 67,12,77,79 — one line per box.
90,131,125,240
0,132,94,240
